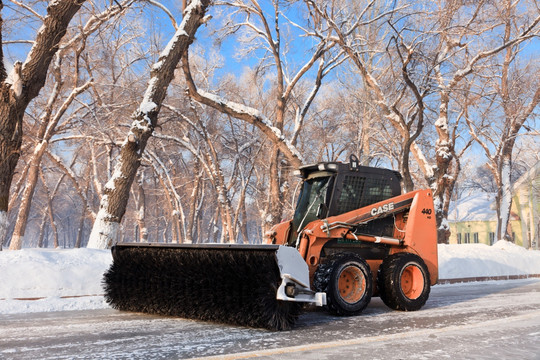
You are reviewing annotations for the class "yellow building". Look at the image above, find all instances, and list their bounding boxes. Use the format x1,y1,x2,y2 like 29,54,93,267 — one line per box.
511,161,540,249
448,161,539,249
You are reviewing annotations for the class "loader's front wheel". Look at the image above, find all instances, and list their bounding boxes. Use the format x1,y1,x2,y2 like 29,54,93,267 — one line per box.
314,253,372,316
378,253,430,311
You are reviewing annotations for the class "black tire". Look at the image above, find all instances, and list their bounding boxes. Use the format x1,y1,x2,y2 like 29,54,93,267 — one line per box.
377,252,430,311
313,253,372,316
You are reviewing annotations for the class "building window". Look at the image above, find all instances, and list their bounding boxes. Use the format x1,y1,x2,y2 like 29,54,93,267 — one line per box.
489,232,495,245
464,233,470,244
473,233,479,243
457,233,462,244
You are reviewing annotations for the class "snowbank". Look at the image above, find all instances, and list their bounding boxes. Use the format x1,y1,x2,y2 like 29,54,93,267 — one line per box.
0,241,539,315
438,241,540,279
0,248,111,314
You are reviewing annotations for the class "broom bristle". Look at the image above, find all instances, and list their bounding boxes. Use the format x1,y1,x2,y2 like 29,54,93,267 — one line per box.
103,245,302,330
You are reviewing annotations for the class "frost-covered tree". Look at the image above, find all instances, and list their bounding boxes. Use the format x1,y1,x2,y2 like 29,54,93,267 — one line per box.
87,0,211,249
182,0,342,234
8,2,136,250
0,0,87,250
466,0,540,242
306,0,540,243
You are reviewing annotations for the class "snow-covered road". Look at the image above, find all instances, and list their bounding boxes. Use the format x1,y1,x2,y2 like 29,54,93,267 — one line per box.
1,279,539,359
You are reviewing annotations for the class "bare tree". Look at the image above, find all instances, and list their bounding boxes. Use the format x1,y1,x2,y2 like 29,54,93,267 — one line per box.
466,0,540,241
87,0,211,249
8,65,92,249
306,0,540,243
0,0,91,250
5,1,136,250
154,104,238,243
182,0,342,234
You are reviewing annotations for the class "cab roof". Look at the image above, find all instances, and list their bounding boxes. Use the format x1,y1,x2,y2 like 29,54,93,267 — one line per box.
295,161,402,182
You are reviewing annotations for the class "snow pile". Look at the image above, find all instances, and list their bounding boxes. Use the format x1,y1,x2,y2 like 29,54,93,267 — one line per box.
1,241,540,315
0,248,111,314
438,241,540,278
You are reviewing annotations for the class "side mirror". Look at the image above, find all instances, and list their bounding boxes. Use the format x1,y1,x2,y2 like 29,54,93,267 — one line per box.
349,154,359,170
316,203,328,219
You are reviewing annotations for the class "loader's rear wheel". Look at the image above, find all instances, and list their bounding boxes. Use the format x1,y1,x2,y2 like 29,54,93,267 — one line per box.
314,253,372,316
377,253,430,311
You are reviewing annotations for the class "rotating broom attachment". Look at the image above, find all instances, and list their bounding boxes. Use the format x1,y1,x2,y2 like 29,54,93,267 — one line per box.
103,244,302,330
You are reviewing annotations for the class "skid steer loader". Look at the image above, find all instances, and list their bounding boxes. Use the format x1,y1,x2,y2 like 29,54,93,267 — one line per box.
103,155,438,330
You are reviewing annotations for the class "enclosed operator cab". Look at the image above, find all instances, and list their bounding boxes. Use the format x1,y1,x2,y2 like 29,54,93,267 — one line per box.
286,156,402,247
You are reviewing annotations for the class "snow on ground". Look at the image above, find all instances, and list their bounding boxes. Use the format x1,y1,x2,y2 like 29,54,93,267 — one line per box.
438,240,540,279
0,248,111,314
1,241,539,315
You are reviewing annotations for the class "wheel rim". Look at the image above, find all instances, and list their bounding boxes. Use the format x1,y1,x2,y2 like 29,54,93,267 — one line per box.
338,265,366,304
400,264,424,300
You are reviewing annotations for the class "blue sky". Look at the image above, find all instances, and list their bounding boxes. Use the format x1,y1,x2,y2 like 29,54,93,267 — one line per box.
3,1,538,168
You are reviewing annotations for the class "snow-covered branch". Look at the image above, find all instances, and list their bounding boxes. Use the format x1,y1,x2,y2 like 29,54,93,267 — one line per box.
447,13,540,90
145,0,179,30
21,0,87,100
181,55,304,168
44,80,93,140
8,0,45,21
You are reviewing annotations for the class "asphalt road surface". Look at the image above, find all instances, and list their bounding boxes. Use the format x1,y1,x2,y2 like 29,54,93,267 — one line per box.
1,279,540,359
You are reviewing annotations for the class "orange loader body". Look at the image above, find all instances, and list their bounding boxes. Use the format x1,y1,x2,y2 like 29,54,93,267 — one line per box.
267,189,438,295
264,156,438,315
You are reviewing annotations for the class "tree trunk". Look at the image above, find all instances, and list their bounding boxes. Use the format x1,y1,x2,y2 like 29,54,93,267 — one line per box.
239,201,250,244
9,143,48,249
133,174,148,242
75,210,86,248
204,141,235,243
496,152,513,241
87,0,211,249
157,174,179,243
193,184,205,243
431,92,455,244
0,100,22,248
400,137,415,193
211,205,220,243
37,210,47,248
0,211,5,250
50,203,59,249
235,171,253,244
186,165,202,243
264,147,282,232
215,179,235,243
